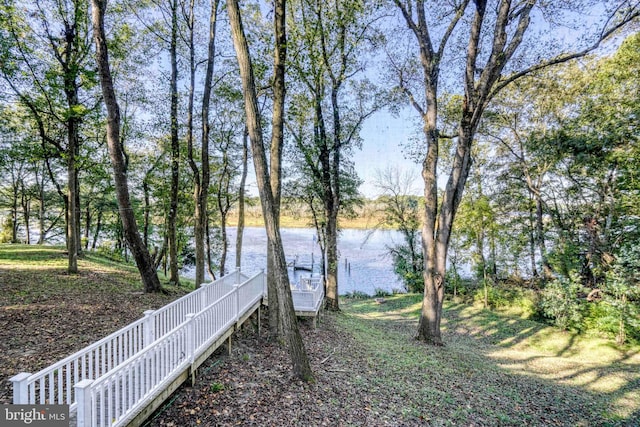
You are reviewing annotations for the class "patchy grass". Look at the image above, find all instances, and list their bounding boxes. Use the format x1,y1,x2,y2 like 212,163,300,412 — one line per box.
341,294,640,425
0,244,190,404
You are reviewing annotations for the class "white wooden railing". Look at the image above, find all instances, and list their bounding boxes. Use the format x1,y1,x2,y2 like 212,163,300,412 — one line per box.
74,272,265,427
10,269,321,427
292,276,324,312
9,269,250,414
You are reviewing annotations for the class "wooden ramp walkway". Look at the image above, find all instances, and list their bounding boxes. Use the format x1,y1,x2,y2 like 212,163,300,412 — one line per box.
11,270,323,427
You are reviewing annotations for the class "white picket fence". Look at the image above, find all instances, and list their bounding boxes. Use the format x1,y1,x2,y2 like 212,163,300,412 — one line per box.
10,269,323,427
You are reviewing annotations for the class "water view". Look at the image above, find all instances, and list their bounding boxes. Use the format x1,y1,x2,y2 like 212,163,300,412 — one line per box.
184,227,405,295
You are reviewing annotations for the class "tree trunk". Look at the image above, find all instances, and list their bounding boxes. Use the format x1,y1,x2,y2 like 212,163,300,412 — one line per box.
21,188,30,245
236,127,248,269
92,210,102,250
195,0,218,286
215,148,233,277
75,172,82,255
84,200,92,250
324,83,343,311
186,0,206,288
535,195,553,277
168,0,180,285
266,0,288,335
66,108,79,273
143,177,151,248
91,0,163,293
325,212,339,310
527,192,538,277
227,0,313,381
205,220,216,280
38,171,45,245
59,9,84,272
219,211,228,277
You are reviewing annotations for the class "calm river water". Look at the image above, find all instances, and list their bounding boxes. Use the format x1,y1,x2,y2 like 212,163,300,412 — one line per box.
183,227,405,295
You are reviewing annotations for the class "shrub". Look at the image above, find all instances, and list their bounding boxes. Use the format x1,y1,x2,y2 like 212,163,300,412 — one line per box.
374,287,392,297
96,241,126,262
0,217,15,243
473,281,507,309
389,243,424,293
539,272,585,331
597,268,640,344
343,290,370,299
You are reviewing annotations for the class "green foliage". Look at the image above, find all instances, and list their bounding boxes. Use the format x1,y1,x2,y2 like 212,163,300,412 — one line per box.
210,382,225,393
468,282,538,318
95,241,127,263
0,217,15,243
584,246,640,344
473,282,505,310
539,273,585,331
445,272,477,299
546,238,584,279
373,287,392,297
389,242,424,293
343,290,370,299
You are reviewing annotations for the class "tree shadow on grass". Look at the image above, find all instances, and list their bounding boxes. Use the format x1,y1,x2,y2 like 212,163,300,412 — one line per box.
345,296,640,425
441,304,640,425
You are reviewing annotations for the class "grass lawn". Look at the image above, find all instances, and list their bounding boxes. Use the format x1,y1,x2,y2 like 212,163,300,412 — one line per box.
340,294,640,425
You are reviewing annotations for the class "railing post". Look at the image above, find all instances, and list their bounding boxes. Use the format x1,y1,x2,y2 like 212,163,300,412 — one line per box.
261,269,267,298
75,379,94,427
235,267,241,285
186,313,195,363
201,283,210,311
10,372,31,404
233,284,240,322
143,310,155,347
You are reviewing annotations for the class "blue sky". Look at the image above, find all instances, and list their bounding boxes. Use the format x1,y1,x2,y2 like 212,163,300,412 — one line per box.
354,109,423,198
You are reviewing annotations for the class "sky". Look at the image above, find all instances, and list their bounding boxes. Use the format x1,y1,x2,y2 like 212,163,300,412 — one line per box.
242,108,424,200
352,109,423,198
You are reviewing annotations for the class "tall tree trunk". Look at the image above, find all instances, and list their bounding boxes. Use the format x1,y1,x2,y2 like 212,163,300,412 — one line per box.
143,177,151,248
66,106,79,273
190,0,219,288
21,186,30,245
324,84,342,311
266,0,288,335
38,169,45,245
235,127,248,269
205,220,216,280
92,210,102,250
67,121,78,274
91,0,163,293
168,0,180,285
216,146,233,276
395,0,541,345
219,209,228,276
84,202,91,250
227,0,313,381
527,192,538,277
186,0,200,285
58,6,84,272
535,195,552,277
